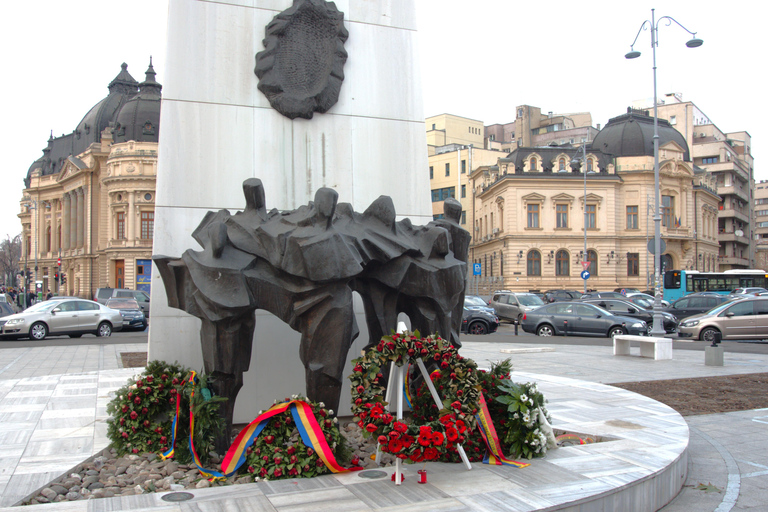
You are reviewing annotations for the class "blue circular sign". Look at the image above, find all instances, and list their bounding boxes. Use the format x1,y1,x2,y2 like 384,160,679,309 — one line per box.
581,270,590,280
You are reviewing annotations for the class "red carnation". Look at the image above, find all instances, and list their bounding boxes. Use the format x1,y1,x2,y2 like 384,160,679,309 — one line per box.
407,349,415,357
172,378,179,385
161,374,168,381
290,455,298,464
120,418,125,426
303,464,311,473
381,414,394,424
351,455,361,466
247,465,254,473
264,435,274,445
386,342,395,350
356,385,365,394
316,458,324,467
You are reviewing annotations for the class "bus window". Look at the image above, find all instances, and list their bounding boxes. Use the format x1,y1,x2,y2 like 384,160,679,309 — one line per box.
664,271,681,289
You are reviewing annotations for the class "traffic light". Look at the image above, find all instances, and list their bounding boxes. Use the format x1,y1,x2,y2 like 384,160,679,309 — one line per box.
54,272,59,280
61,273,67,285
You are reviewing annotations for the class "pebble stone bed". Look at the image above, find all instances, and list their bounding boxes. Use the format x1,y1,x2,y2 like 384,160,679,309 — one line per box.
21,422,394,506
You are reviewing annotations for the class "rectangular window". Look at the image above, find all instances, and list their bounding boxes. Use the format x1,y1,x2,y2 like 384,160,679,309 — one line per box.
627,205,638,229
669,115,676,125
429,166,433,179
702,156,718,164
527,204,540,228
117,212,125,240
556,204,568,228
461,160,466,174
586,204,596,229
141,211,154,239
445,163,450,177
461,211,466,225
461,184,466,198
662,195,674,227
627,253,639,276
430,187,455,202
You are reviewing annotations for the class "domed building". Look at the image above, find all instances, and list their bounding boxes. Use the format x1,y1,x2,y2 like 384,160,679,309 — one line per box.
19,61,161,298
468,107,721,293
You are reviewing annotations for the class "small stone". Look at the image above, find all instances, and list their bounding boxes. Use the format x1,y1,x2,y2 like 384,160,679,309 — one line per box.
115,466,127,476
165,461,179,475
170,484,185,491
82,475,100,487
54,495,67,502
121,489,136,496
106,476,118,486
32,497,47,504
40,488,58,501
89,482,105,490
235,476,252,485
69,473,83,481
171,471,185,480
195,479,210,489
65,492,82,501
133,484,144,494
85,469,100,476
127,455,140,461
69,485,81,493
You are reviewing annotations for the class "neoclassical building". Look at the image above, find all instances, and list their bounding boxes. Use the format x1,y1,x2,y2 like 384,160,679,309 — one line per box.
469,108,721,294
19,61,160,298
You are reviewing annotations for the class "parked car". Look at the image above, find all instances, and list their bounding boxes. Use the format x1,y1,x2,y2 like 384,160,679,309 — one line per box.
543,290,582,303
461,307,499,335
580,291,627,300
614,288,641,294
625,292,671,307
579,298,678,334
464,295,496,314
105,298,147,331
520,302,647,338
0,302,16,332
94,288,151,318
728,287,768,297
0,298,123,340
489,292,545,323
678,296,768,342
660,295,732,320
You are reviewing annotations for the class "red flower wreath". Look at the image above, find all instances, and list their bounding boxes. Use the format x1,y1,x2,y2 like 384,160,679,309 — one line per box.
348,332,480,463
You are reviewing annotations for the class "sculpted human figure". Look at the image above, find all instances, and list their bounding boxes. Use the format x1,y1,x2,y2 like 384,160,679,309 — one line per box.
154,179,470,450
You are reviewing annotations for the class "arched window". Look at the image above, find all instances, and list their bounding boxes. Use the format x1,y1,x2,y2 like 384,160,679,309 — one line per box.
527,250,541,276
587,250,598,276
587,158,593,172
530,157,537,171
559,158,566,171
556,250,570,276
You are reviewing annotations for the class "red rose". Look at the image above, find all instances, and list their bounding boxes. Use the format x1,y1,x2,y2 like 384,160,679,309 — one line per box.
285,416,292,425
365,423,378,433
262,455,269,462
155,427,163,434
356,385,365,394
143,420,150,427
450,372,457,380
290,455,298,464
264,435,274,445
307,447,314,456
172,378,179,385
316,458,324,467
120,418,125,426
354,365,362,373
130,411,138,420
161,436,167,443
288,468,299,476
142,407,148,414
386,342,395,350
274,457,282,465
457,389,463,396
434,354,441,361
121,405,128,413
136,380,143,387
146,440,153,446
287,446,296,455
132,448,139,454
247,465,254,473
122,431,129,438
161,374,168,381
421,349,429,356
134,396,142,405
451,401,461,410
355,398,363,406
128,392,133,399
320,410,327,417
303,464,311,472
259,468,268,477
146,376,154,383
407,349,415,357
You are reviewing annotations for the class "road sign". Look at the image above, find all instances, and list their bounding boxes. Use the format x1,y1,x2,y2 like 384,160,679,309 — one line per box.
473,263,481,276
57,257,61,266
581,261,591,271
647,238,667,254
581,270,590,280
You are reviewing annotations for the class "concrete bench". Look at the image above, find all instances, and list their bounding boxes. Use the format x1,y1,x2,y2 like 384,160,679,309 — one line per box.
613,335,672,360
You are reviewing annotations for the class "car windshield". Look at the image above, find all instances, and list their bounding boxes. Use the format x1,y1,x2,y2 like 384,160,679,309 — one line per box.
702,298,741,316
106,299,140,310
23,301,59,313
518,295,544,306
465,296,487,307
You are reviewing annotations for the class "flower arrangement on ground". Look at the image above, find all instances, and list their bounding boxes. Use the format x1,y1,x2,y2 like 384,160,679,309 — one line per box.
349,332,480,463
241,396,353,480
106,360,225,465
493,378,556,459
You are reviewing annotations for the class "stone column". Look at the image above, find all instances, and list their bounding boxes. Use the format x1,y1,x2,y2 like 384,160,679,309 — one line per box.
76,189,84,249
69,192,77,250
62,194,70,251
127,191,135,243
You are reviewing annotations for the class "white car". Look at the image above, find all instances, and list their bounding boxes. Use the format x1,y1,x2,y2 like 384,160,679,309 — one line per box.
625,292,670,308
0,298,123,340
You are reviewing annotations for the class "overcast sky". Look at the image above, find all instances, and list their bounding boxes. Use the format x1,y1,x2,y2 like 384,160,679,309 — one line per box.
1,0,765,240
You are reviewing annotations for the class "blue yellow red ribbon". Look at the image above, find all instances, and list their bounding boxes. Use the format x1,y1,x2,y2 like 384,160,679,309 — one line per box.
160,375,186,460
475,394,530,468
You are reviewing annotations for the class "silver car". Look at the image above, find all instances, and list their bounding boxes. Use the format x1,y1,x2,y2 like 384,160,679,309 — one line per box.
678,297,768,342
489,292,545,323
0,298,123,340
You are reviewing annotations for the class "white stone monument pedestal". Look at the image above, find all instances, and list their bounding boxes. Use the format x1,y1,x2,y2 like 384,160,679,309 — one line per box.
149,0,431,423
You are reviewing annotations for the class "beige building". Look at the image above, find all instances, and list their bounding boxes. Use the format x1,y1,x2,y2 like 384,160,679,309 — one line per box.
485,105,598,152
468,109,721,294
755,181,768,269
652,94,756,269
19,62,160,298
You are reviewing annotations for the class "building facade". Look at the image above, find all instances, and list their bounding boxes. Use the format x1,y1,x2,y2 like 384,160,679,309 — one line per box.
652,94,756,269
19,62,160,298
468,109,721,295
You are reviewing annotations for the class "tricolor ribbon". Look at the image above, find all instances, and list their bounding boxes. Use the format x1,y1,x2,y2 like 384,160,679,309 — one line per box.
160,375,187,460
475,393,530,468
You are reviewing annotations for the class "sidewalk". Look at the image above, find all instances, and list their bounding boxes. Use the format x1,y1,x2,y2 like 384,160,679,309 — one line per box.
0,339,765,510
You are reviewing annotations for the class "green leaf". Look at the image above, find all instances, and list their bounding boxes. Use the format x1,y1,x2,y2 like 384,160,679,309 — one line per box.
695,483,722,493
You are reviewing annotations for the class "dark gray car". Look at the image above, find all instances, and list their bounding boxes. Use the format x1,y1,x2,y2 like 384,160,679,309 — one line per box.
661,295,732,320
521,302,647,338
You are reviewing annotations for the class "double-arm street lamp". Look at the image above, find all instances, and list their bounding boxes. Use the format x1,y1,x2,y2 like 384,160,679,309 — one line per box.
22,198,38,307
625,9,703,336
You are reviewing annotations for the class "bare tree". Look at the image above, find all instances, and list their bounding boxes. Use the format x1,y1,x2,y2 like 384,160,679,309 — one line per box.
0,234,22,287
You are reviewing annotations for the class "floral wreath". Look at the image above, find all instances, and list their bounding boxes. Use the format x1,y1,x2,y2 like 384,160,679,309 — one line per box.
349,332,480,463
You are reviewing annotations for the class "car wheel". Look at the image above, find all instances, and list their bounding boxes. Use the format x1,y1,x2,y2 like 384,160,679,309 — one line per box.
29,322,48,341
468,321,488,335
609,326,627,338
97,322,112,338
69,334,82,338
517,313,524,325
700,327,720,343
646,324,653,335
537,324,554,336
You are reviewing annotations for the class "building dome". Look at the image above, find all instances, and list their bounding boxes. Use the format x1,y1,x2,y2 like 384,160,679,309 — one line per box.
591,108,690,161
25,62,160,187
112,59,162,144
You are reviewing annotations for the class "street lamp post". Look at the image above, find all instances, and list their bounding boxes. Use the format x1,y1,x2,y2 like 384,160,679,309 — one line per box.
573,145,592,293
625,9,703,336
23,197,39,303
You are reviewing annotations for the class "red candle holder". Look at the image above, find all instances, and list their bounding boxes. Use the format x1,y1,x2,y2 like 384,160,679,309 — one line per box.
417,469,427,484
